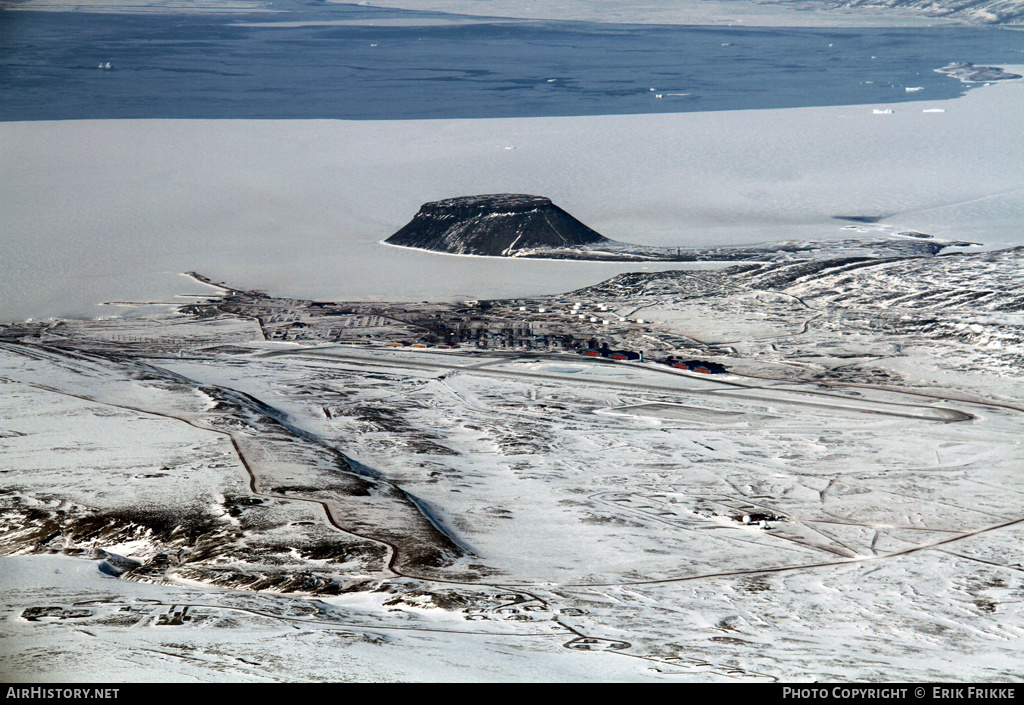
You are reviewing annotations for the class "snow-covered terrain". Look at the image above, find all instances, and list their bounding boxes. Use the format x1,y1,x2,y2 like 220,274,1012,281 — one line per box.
2,239,1022,681
352,0,1024,26
2,0,1022,680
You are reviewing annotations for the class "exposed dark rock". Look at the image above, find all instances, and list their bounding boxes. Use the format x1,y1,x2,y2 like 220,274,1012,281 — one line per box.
385,194,971,263
384,194,610,256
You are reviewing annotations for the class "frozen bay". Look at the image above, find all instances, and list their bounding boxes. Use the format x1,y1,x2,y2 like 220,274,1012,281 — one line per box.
2,71,1023,323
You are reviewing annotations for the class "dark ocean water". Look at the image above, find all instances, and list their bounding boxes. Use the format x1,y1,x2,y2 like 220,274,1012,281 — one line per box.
1,5,1022,121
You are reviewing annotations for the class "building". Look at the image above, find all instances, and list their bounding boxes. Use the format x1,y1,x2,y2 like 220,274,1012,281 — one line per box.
666,358,726,373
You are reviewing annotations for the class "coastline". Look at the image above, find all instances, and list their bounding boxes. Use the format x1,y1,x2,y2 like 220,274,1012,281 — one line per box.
2,66,1021,323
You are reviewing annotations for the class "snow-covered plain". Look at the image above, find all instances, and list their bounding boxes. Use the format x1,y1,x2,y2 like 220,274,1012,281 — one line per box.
2,237,1022,681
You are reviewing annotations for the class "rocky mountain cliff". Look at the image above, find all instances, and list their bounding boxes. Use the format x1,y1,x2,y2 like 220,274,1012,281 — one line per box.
384,194,611,256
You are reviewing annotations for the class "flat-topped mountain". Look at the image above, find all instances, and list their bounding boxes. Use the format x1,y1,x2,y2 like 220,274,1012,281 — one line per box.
384,194,611,257
384,193,976,263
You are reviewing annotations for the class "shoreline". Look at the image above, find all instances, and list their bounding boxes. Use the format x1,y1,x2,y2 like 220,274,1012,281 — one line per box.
2,65,1021,324
2,0,1002,27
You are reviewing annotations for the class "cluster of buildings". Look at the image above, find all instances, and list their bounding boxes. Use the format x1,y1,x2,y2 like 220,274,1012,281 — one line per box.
659,357,727,374
576,346,727,373
183,287,730,373
580,345,643,361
